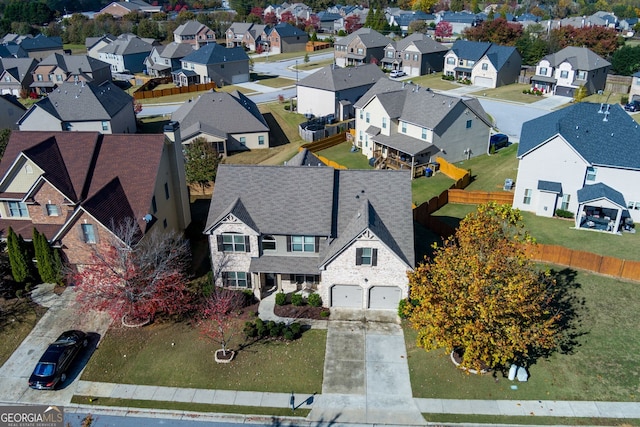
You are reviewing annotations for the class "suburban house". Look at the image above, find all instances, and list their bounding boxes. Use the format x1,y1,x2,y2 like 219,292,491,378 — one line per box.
173,43,250,87
443,40,522,88
387,11,436,35
334,28,391,67
174,20,216,48
96,0,162,18
144,43,195,77
86,34,117,60
0,94,26,129
0,42,28,59
435,11,484,34
18,81,136,134
296,63,385,119
382,33,447,77
204,164,415,310
242,24,267,51
226,23,262,48
16,35,63,62
261,23,308,54
0,57,38,97
530,46,610,97
171,90,269,155
0,127,190,266
353,79,492,177
630,70,640,101
317,12,342,33
97,33,156,73
513,102,639,233
30,53,112,95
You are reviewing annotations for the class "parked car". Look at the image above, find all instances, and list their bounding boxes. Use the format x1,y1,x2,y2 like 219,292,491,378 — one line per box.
28,330,87,390
489,133,509,150
390,70,406,78
624,100,640,112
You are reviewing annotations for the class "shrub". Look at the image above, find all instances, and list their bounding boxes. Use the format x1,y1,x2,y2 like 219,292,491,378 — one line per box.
291,293,304,306
441,74,454,81
307,292,322,307
398,298,410,319
255,318,267,337
621,95,629,105
283,329,294,340
275,292,286,306
555,209,575,219
243,321,257,338
289,322,302,336
320,310,330,317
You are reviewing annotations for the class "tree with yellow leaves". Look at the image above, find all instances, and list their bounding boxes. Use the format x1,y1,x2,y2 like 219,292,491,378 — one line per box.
405,203,561,372
411,0,437,13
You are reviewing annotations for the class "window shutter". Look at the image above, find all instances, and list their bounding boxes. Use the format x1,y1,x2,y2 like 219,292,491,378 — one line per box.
371,248,378,266
315,236,320,253
216,235,223,251
286,235,291,252
355,247,363,265
245,235,250,252
247,273,252,287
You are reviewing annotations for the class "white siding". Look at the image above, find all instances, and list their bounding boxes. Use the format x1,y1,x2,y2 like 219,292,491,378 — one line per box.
297,86,335,118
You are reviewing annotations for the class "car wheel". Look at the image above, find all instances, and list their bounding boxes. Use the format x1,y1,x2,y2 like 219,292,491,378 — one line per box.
60,373,66,383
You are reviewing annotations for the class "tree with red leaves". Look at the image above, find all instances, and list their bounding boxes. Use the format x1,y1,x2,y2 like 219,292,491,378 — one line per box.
199,287,244,358
264,11,277,25
345,15,362,33
72,218,192,327
462,18,523,46
280,10,295,24
435,20,452,38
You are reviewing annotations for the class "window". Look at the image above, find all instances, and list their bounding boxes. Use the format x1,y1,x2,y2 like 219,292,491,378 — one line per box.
219,233,248,252
4,76,9,82
164,182,170,199
240,137,246,146
467,60,475,67
628,201,640,210
577,71,587,80
586,166,597,181
48,74,54,81
151,196,157,214
413,54,418,61
295,274,318,285
101,121,109,131
540,67,547,75
46,204,59,216
404,53,410,60
37,74,43,81
481,63,488,71
401,121,406,133
359,130,363,141
523,189,532,205
258,135,265,145
262,235,276,251
466,119,472,128
421,128,427,139
365,112,370,123
446,57,455,65
357,48,363,55
290,235,315,252
359,110,363,119
24,164,33,174
356,247,377,266
387,51,393,58
560,70,569,78
8,201,28,217
56,74,63,81
382,117,387,129
81,223,96,243
223,271,250,288
561,194,571,211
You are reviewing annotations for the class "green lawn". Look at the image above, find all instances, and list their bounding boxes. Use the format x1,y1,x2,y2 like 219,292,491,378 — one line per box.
405,269,640,402
407,73,460,91
296,58,334,70
316,142,372,169
424,414,638,426
468,83,542,104
80,321,326,394
251,74,295,88
252,48,333,63
63,44,87,55
411,173,455,206
0,299,46,367
454,144,519,192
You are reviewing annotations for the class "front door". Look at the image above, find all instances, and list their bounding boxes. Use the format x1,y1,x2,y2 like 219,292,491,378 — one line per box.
265,273,276,293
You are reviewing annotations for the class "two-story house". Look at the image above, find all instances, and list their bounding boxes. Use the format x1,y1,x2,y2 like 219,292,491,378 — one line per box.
513,102,639,233
173,43,250,87
174,20,216,48
97,33,156,73
296,63,385,119
18,81,137,134
242,24,266,51
530,46,611,97
381,33,447,77
261,23,308,54
443,40,521,88
226,23,259,48
86,34,117,60
204,164,415,310
30,53,112,95
353,79,492,176
96,0,162,18
0,57,37,97
144,43,195,77
0,126,190,266
334,28,391,67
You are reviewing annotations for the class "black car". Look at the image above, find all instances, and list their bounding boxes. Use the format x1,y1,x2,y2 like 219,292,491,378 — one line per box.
28,330,87,390
490,133,509,150
624,100,640,112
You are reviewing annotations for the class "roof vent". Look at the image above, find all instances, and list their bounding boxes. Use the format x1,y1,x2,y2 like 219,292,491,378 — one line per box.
598,103,604,113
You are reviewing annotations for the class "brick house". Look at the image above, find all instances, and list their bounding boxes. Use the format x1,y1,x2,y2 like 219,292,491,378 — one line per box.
334,28,391,67
173,20,216,48
0,126,191,266
261,23,308,54
381,33,447,77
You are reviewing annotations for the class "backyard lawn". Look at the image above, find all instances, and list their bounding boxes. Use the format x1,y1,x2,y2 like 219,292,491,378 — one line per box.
316,142,372,169
453,144,519,192
80,320,326,394
411,173,455,206
405,269,640,402
408,73,461,91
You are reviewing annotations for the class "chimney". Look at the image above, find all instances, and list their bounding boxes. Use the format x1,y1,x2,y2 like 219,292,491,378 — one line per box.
163,121,192,230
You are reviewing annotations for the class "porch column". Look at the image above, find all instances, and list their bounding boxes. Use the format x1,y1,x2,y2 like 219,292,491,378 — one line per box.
411,155,415,180
613,209,622,233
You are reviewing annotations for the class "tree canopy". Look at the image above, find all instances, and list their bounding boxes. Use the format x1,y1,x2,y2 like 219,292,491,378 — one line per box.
405,203,562,371
462,18,523,46
184,137,220,192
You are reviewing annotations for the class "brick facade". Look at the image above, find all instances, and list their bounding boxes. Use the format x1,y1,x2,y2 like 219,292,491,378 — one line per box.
60,211,113,265
28,182,72,228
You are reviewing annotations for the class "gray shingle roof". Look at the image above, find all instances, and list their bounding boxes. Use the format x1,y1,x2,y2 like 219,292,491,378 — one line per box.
518,102,640,170
537,180,562,193
228,22,254,34
19,35,62,52
39,53,110,74
577,182,626,207
157,42,194,59
335,27,391,48
484,44,519,71
174,20,208,36
99,33,153,55
297,63,385,91
171,90,269,139
541,46,610,71
250,255,320,274
181,43,248,65
0,58,36,81
393,33,446,54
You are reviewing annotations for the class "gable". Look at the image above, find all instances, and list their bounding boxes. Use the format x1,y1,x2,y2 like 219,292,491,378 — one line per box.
0,156,43,194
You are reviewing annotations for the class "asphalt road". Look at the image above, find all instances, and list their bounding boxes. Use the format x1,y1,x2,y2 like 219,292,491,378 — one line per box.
65,412,258,427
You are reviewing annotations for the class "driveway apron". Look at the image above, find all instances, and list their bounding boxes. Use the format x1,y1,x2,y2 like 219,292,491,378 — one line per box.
308,315,425,425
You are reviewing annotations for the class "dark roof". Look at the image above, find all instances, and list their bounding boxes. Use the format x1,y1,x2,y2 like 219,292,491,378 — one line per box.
181,43,249,65
286,148,325,167
297,63,384,91
0,94,26,111
439,11,481,23
174,20,209,36
450,40,492,62
1,58,37,81
392,33,447,54
19,35,62,52
38,53,110,74
393,11,435,26
577,183,626,207
518,102,640,170
484,44,519,70
537,180,562,193
99,33,153,56
270,22,307,37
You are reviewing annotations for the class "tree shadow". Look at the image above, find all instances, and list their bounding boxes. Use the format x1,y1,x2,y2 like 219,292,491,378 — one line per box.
263,112,290,148
268,413,340,426
59,332,101,390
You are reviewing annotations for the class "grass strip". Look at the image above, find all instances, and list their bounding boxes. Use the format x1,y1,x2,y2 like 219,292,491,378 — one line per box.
423,413,640,426
71,395,310,417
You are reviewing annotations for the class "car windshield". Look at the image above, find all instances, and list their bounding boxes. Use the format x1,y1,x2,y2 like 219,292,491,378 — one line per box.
33,362,56,377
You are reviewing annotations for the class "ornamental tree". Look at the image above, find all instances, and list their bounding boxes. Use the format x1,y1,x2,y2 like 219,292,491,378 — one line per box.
72,218,192,326
184,137,221,192
199,287,244,357
405,203,562,372
434,21,452,38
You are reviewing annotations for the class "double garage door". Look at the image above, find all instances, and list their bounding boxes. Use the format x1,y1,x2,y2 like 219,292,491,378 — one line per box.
330,285,401,310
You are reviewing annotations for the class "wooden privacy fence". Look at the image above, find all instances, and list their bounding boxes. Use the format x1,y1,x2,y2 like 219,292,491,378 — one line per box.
448,189,514,204
133,82,216,100
301,132,347,152
436,156,470,183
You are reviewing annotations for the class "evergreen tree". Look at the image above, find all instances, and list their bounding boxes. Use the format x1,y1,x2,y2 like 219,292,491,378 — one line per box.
7,227,29,284
33,228,61,284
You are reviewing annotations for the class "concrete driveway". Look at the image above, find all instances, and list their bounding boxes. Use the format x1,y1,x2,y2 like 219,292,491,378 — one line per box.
0,285,111,406
308,310,425,425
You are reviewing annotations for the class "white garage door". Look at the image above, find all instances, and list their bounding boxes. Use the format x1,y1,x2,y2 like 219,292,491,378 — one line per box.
368,286,401,310
474,76,493,88
331,285,363,308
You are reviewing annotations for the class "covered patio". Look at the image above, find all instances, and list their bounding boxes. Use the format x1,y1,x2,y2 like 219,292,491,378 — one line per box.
369,131,434,179
530,75,557,94
249,255,320,300
575,183,628,234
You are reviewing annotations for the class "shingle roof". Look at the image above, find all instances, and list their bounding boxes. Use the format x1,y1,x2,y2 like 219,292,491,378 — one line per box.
537,180,562,193
0,58,37,81
577,182,626,207
519,102,640,170
335,27,391,48
38,53,110,74
171,90,269,139
271,22,307,37
19,35,62,52
297,63,385,91
228,22,254,34
99,33,153,56
181,43,249,65
484,44,519,71
21,81,133,122
174,20,208,36
394,33,447,54
286,148,325,166
541,46,610,71
156,42,194,59
450,40,492,61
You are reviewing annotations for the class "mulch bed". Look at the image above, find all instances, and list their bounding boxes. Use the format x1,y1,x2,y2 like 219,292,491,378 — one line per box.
274,304,329,320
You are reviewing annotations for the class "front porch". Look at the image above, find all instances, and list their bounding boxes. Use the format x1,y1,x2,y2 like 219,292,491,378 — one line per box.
249,255,320,300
